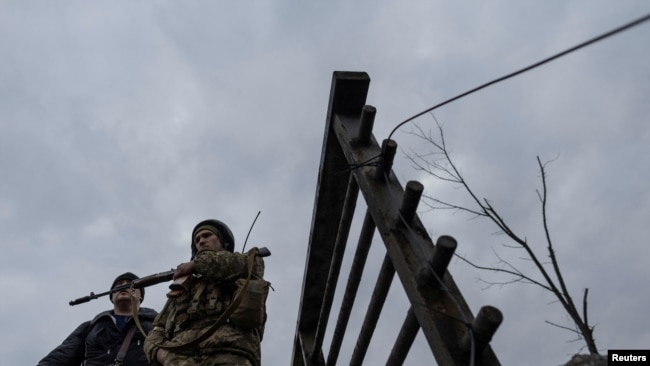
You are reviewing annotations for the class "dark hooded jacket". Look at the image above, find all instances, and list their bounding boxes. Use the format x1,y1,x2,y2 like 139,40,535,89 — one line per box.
37,307,157,366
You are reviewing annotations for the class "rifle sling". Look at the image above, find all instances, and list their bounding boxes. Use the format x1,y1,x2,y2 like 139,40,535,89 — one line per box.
115,325,136,365
130,289,149,338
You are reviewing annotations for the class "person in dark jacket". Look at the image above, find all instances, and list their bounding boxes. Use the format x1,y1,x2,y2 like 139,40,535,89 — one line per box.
37,272,158,366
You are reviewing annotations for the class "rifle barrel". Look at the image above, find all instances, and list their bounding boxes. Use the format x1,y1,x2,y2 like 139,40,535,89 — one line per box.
68,270,174,306
69,291,101,306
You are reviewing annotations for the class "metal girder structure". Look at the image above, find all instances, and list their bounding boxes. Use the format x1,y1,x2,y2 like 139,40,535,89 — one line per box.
292,71,501,366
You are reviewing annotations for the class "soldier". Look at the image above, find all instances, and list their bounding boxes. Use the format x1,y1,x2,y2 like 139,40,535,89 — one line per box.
144,219,267,366
37,272,157,366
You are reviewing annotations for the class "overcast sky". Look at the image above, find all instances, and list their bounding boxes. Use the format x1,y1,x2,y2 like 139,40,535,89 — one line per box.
1,1,649,365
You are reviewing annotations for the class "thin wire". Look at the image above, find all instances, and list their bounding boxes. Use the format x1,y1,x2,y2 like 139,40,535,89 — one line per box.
241,211,261,253
335,154,383,175
386,12,650,142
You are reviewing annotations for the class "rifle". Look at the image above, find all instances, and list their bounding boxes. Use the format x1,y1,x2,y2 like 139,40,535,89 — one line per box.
68,247,271,306
69,269,175,306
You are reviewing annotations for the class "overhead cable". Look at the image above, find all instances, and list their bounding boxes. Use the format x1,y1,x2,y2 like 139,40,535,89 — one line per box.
387,12,650,141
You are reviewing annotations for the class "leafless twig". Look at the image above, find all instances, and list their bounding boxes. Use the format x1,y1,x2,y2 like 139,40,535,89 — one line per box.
405,120,599,354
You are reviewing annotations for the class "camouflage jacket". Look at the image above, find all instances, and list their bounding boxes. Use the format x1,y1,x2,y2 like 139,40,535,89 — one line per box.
144,249,265,366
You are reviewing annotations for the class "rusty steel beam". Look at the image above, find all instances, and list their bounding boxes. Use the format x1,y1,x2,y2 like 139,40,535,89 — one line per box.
312,176,359,359
292,72,370,366
326,210,376,366
295,71,501,366
349,254,396,366
329,93,501,365
386,307,420,366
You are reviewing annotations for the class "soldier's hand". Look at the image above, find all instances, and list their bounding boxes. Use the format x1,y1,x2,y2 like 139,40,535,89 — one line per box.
156,348,168,363
173,261,196,279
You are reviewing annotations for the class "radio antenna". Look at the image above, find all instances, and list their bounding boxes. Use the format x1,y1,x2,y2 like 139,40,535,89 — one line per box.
241,211,261,253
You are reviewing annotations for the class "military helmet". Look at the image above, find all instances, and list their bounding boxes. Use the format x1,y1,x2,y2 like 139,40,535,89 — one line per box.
191,219,235,257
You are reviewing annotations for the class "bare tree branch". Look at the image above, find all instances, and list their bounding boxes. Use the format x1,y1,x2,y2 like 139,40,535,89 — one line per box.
545,320,581,335
454,250,553,291
405,120,599,354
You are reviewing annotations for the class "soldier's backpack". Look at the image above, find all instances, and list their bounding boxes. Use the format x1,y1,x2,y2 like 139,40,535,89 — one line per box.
230,277,270,332
229,247,271,339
